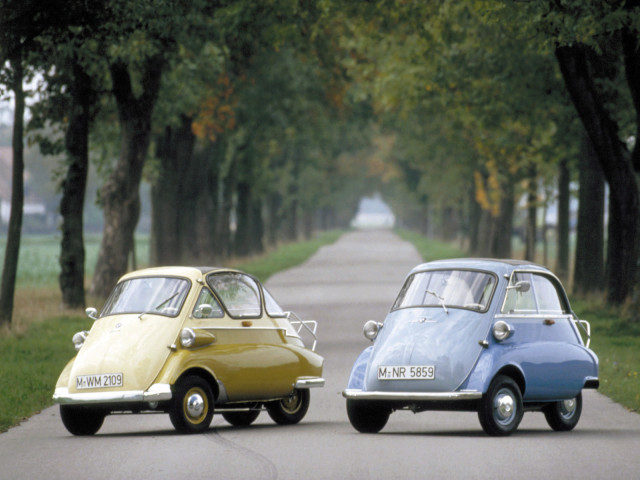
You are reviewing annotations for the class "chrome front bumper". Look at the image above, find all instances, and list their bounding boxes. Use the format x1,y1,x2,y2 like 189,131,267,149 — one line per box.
342,389,482,401
295,377,325,389
52,383,172,405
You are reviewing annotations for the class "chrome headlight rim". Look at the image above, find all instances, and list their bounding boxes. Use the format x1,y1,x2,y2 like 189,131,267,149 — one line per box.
493,320,513,341
180,327,196,348
72,331,88,351
363,320,382,341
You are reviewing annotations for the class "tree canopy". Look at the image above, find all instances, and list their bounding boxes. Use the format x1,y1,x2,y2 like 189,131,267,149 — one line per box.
1,0,639,323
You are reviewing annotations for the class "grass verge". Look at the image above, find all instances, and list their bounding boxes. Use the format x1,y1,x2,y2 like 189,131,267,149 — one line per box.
398,229,639,414
0,230,342,433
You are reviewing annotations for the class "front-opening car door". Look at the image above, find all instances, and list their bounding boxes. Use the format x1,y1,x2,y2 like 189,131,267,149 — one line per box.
499,271,590,399
203,272,302,401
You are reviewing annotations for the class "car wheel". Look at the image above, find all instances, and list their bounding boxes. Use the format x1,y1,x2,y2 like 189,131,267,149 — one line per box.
266,388,310,425
59,405,106,436
346,399,391,433
169,375,214,434
478,375,523,436
543,393,582,431
222,409,261,427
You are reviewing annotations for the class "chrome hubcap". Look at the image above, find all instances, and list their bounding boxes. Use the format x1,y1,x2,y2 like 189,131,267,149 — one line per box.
186,393,205,419
494,389,515,424
560,398,577,417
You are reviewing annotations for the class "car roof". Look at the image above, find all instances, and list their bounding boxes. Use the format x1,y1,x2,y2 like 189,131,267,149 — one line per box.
408,258,552,277
119,266,241,282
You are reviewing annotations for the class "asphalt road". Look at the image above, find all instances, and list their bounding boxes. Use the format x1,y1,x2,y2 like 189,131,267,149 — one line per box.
2,230,639,479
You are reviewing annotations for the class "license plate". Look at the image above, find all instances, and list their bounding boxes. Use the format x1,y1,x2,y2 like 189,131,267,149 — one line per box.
76,373,123,390
378,365,435,380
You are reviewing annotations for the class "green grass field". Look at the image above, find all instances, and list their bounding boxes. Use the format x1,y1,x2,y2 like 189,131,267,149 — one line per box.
0,229,637,433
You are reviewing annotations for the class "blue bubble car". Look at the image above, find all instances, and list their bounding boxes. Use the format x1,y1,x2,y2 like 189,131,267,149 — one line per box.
343,259,599,436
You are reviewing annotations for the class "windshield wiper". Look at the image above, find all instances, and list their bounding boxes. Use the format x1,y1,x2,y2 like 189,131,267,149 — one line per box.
139,291,181,319
425,290,448,314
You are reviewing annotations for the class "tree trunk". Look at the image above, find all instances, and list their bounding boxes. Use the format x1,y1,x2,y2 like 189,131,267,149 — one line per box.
555,44,640,305
525,169,537,262
468,179,481,255
150,115,196,265
0,52,24,326
490,180,514,258
573,133,605,294
59,61,93,309
234,181,252,256
91,56,163,298
556,158,570,280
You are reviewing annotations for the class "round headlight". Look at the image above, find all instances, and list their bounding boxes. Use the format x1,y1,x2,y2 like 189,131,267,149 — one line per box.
363,320,382,341
493,320,513,341
72,331,88,351
180,328,196,347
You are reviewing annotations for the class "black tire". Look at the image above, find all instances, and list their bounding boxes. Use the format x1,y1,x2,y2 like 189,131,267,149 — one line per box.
266,389,310,425
543,393,582,431
59,405,106,436
346,399,391,434
222,409,261,427
478,375,523,436
169,375,214,434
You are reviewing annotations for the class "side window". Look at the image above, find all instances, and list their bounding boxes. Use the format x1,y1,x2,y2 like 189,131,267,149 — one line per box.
207,273,261,318
502,272,565,315
502,273,536,314
192,288,224,319
263,287,286,317
532,275,564,314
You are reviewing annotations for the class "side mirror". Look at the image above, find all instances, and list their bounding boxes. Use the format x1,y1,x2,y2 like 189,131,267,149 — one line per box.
507,281,530,293
194,304,214,318
85,307,98,320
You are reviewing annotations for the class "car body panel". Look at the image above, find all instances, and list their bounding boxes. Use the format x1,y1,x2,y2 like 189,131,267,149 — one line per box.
66,313,183,394
363,307,489,393
344,258,599,434
53,266,324,432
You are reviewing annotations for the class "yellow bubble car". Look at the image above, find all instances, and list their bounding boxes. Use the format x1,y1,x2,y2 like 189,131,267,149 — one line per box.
53,266,324,435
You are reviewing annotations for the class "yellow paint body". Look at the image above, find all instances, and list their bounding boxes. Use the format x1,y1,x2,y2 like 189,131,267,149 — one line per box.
54,266,323,407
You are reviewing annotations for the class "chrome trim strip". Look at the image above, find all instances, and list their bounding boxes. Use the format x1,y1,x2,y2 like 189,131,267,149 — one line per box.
295,377,325,389
194,326,285,331
53,384,172,405
342,389,482,401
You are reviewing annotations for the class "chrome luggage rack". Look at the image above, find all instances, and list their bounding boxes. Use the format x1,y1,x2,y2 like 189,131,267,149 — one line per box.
285,311,318,351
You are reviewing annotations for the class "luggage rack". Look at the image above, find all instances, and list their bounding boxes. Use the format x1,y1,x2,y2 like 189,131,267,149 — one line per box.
285,311,318,351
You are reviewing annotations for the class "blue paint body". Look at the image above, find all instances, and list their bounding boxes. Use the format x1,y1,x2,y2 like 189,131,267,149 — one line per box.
346,259,599,405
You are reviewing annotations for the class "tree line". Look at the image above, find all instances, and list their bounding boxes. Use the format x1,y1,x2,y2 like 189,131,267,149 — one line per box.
1,0,639,326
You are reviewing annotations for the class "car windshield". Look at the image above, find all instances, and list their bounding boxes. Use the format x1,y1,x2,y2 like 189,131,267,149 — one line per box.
101,276,190,317
392,269,496,312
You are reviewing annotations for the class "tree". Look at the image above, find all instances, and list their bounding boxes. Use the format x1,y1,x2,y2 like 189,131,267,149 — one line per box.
487,0,640,304
90,0,214,297
0,0,59,324
0,48,25,326
573,132,605,294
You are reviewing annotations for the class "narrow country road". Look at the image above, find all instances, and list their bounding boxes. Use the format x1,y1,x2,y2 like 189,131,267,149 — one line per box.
1,230,639,479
